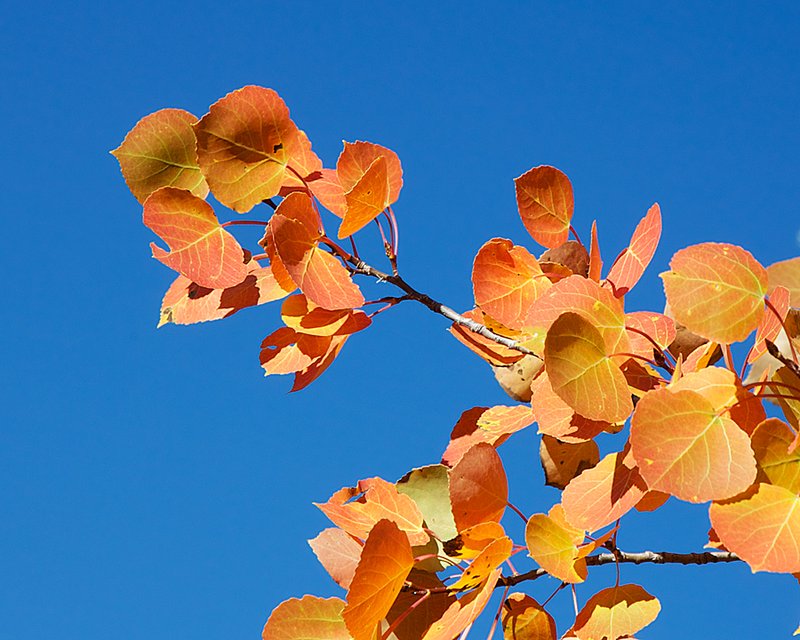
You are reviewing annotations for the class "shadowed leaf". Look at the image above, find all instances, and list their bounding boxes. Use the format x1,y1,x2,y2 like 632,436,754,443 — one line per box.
531,372,609,443
442,405,536,466
540,435,600,490
420,569,501,640
767,257,800,307
450,535,512,590
751,418,800,493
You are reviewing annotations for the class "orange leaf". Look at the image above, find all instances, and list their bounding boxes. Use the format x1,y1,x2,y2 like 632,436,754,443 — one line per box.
525,504,587,583
449,443,508,531
337,140,403,202
531,373,609,443
572,584,661,640
308,168,348,217
339,156,390,238
309,528,363,590
588,220,603,282
112,108,208,203
262,595,351,640
143,187,247,289
443,521,506,559
767,257,800,307
544,312,633,423
630,387,757,502
420,569,501,640
281,294,371,337
561,447,648,532
710,483,800,573
749,285,791,364
450,535,512,590
449,309,525,366
159,262,294,327
442,405,536,466
502,593,557,640
344,520,413,640
259,328,329,376
291,335,349,392
539,435,600,491
751,418,800,493
661,242,767,344
605,203,661,296
515,166,574,248
472,238,552,330
625,311,676,360
315,477,428,546
525,275,630,358
194,86,321,212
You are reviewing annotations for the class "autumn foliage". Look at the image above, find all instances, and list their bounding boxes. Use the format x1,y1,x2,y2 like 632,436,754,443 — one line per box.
114,85,800,639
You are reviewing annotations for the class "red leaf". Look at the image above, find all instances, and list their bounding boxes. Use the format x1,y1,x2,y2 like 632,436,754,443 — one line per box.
143,187,247,289
449,443,508,531
514,166,574,248
112,108,208,203
605,203,661,296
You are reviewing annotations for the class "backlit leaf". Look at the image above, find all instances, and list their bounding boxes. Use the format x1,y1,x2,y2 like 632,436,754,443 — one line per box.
308,168,348,217
561,447,648,532
661,242,767,344
710,483,800,573
194,85,322,212
539,435,600,491
767,257,800,307
112,108,208,203
442,521,506,559
605,203,661,296
588,220,602,282
572,584,660,640
449,535,512,590
749,285,791,364
770,366,800,431
281,294,371,337
290,335,349,392
143,187,247,289
396,465,458,543
449,443,508,531
525,504,587,583
315,477,428,546
544,312,633,423
515,166,574,248
259,328,328,376
420,569,501,640
751,418,800,493
625,311,676,360
309,528,363,590
344,520,413,640
502,593,557,640
525,275,630,358
442,405,536,466
337,140,403,202
339,156,389,238
262,595,351,640
530,372,608,443
473,238,552,330
630,388,757,502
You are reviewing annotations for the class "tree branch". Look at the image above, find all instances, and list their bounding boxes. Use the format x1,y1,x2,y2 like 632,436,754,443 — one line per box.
498,550,742,588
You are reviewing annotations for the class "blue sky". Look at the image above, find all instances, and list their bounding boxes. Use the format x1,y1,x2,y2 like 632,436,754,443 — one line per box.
2,2,799,638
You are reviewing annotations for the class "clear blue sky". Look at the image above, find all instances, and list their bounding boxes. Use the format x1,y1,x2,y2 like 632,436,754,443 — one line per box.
2,2,798,638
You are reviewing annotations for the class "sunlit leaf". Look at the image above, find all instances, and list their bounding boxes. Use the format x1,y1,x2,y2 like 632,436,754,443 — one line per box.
143,187,247,288
588,220,602,282
308,168,348,217
262,595,351,640
572,584,661,640
545,312,633,423
344,520,413,640
449,536,512,590
290,335,349,392
751,418,800,493
442,405,536,466
630,387,757,502
539,435,600,491
281,294,370,337
112,108,208,203
749,285,791,364
605,203,661,296
767,257,800,307
339,156,389,238
525,275,630,358
710,483,800,573
259,328,328,376
420,569,501,640
561,447,648,532
337,140,403,203
515,166,574,248
449,309,525,366
661,242,768,344
449,443,508,531
492,355,544,402
443,521,506,559
194,85,322,212
530,372,608,443
396,465,458,543
502,593,557,640
625,311,676,360
309,528,363,590
315,477,428,546
525,503,587,583
472,238,552,330
158,261,294,327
